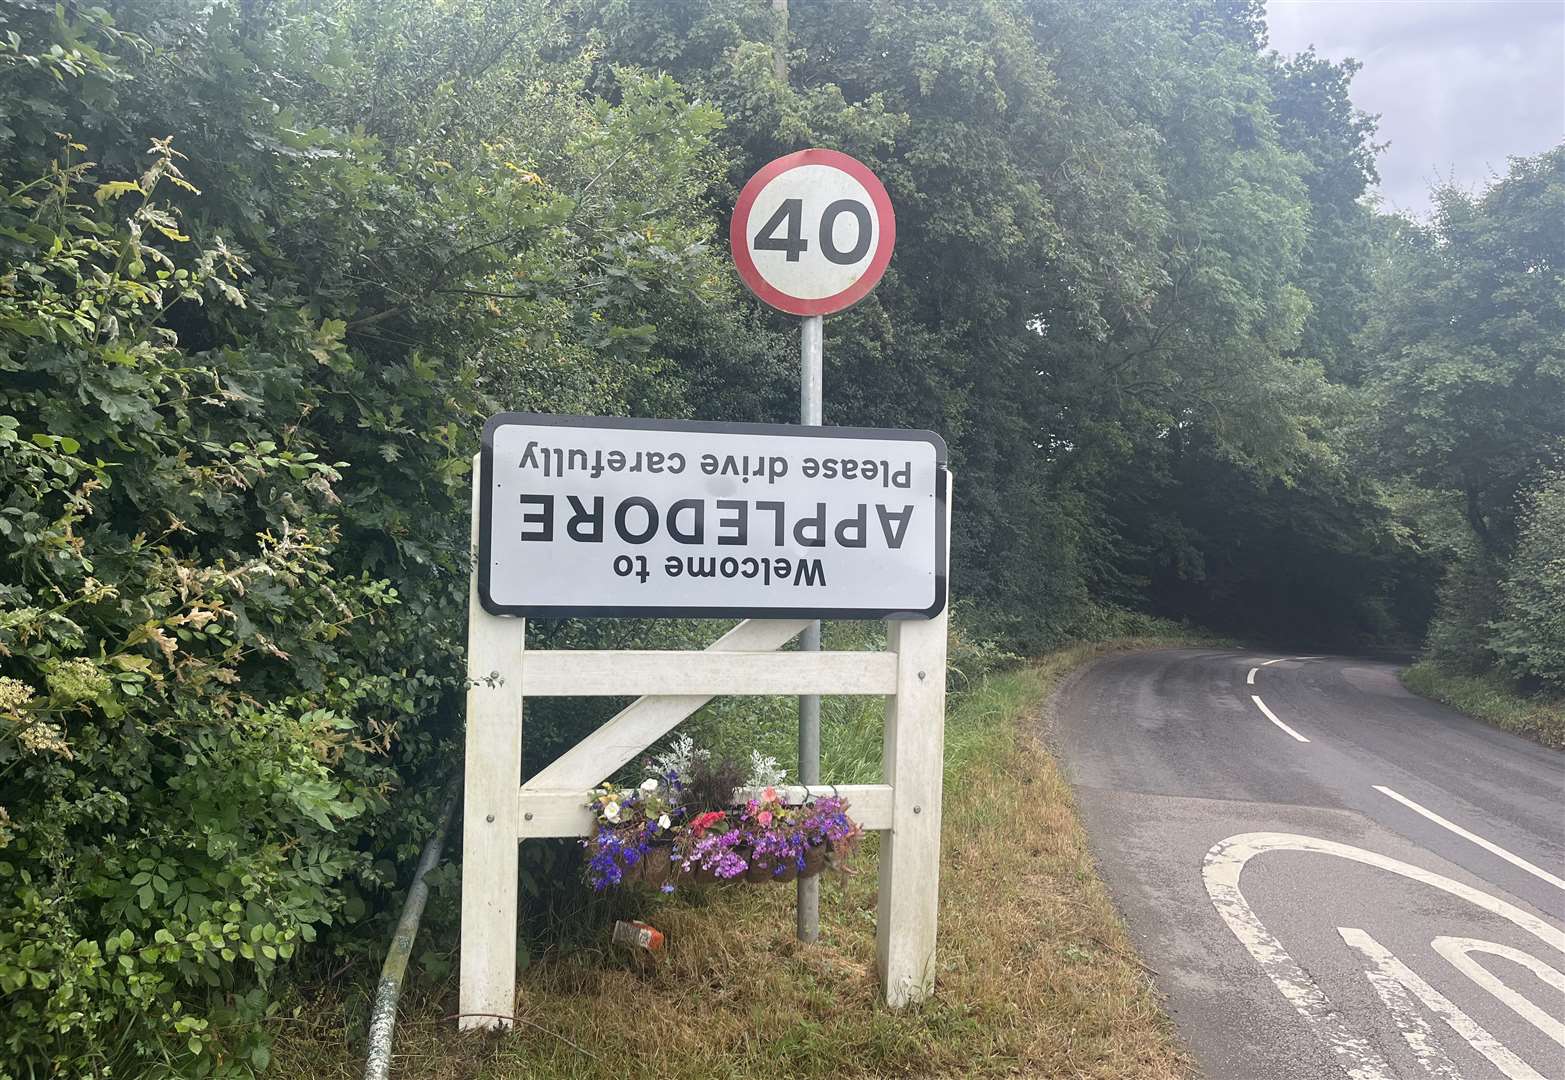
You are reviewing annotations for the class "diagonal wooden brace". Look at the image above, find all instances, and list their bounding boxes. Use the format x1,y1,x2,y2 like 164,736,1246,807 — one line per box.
519,618,811,793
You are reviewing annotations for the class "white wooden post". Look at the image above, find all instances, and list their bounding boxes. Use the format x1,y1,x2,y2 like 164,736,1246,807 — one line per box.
875,607,949,1006
876,475,951,1007
459,458,528,1031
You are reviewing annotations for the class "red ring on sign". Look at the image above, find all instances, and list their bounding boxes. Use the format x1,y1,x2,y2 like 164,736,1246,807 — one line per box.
729,148,896,317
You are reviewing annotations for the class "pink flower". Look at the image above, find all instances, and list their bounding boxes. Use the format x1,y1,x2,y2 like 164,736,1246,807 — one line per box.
757,810,773,826
763,787,777,802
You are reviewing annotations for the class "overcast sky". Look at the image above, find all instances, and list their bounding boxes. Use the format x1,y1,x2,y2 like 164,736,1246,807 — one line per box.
1265,0,1565,216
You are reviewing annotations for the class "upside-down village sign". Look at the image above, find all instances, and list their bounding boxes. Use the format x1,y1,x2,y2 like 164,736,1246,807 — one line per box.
458,150,952,1028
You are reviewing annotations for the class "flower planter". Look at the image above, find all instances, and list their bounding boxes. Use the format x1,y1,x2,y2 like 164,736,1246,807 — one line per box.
742,840,831,884
800,842,830,879
676,860,725,886
623,844,675,887
743,855,796,883
582,769,859,894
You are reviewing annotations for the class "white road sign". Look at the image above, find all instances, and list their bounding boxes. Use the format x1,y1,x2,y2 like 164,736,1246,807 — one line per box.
478,414,946,619
730,149,896,316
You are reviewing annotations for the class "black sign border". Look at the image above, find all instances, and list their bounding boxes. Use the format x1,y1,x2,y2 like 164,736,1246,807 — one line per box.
478,412,948,620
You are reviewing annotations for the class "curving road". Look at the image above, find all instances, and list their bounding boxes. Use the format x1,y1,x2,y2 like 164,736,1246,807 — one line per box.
1053,649,1565,1080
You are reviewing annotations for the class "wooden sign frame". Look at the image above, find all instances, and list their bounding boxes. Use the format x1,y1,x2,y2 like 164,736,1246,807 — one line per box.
458,456,950,1028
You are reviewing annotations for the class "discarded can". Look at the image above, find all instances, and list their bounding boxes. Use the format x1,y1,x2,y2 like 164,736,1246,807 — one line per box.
611,920,665,951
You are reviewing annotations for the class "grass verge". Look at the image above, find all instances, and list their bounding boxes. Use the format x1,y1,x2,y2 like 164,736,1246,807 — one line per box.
1401,661,1565,751
274,637,1197,1079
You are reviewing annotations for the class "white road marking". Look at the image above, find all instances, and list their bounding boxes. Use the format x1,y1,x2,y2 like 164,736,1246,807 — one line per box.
1374,785,1565,893
1339,928,1465,1079
1260,657,1289,666
1339,928,1548,1080
1251,695,1310,742
1247,667,1258,685
1432,936,1565,1048
1203,832,1565,1080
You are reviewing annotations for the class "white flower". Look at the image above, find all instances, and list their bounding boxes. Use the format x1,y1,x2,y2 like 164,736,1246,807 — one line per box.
745,749,787,789
650,733,708,781
603,801,622,823
657,814,672,830
640,777,659,792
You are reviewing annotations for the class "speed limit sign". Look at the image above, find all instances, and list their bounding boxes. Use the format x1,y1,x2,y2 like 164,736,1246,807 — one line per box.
730,148,896,316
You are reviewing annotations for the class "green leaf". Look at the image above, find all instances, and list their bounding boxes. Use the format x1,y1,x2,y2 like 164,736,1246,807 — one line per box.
94,180,142,205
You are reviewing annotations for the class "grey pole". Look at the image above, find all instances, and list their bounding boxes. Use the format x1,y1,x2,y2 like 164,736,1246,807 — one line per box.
364,776,460,1080
798,312,823,943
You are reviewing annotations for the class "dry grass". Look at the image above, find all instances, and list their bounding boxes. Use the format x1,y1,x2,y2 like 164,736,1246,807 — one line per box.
273,639,1197,1080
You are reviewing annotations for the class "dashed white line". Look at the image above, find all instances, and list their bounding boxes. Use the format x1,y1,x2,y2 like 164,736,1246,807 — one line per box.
1247,667,1258,685
1374,785,1565,892
1252,695,1310,742
1260,657,1289,666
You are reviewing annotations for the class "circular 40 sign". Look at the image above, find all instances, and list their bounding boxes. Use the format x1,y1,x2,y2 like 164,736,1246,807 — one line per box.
730,148,895,316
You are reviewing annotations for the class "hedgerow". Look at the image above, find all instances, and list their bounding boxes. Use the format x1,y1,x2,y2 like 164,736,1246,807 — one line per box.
0,136,410,1074
0,1,734,1071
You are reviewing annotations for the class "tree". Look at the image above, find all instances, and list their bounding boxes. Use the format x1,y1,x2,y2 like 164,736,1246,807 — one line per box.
1363,147,1565,555
566,0,1393,646
1267,47,1380,382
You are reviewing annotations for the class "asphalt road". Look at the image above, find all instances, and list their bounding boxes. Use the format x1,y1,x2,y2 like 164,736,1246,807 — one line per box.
1052,649,1565,1080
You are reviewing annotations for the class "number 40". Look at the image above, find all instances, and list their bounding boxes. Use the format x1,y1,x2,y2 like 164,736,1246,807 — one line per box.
754,197,872,264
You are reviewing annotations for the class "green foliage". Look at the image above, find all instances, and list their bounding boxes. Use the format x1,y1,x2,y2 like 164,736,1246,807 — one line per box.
1490,465,1565,688
0,0,734,1072
1362,147,1565,554
1362,147,1564,685
0,136,386,1075
1423,554,1506,675
1266,48,1379,383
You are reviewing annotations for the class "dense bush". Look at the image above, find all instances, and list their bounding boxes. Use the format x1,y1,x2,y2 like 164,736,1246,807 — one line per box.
0,137,399,1075
1423,555,1506,675
0,1,733,1072
1491,467,1565,689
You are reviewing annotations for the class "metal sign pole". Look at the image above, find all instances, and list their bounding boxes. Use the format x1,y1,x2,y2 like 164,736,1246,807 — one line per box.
798,312,823,944
727,149,894,945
